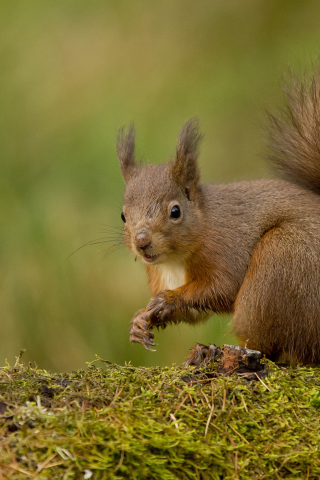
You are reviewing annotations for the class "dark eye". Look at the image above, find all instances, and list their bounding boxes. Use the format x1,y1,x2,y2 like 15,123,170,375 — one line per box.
170,205,181,219
121,212,126,223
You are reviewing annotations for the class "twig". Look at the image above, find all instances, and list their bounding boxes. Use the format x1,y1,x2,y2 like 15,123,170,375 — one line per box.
222,389,226,410
263,444,272,454
226,431,236,447
226,431,241,473
275,415,291,429
292,409,316,431
185,378,212,384
35,453,57,474
114,449,124,472
163,382,182,392
254,372,272,392
201,388,210,406
41,461,64,469
14,349,26,368
5,445,15,464
109,386,125,407
211,423,223,433
234,451,239,472
241,394,248,413
174,394,188,416
228,424,250,444
109,413,121,424
0,370,12,381
1,463,34,476
204,401,215,438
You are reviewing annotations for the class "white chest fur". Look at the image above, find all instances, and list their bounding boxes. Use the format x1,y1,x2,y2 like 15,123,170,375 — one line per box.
157,261,186,290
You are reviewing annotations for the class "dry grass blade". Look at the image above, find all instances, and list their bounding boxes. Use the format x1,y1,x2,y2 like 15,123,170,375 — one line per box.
35,453,57,474
174,394,188,416
114,449,125,472
228,424,250,444
169,413,179,429
1,463,34,476
204,401,215,438
292,409,317,431
254,372,273,392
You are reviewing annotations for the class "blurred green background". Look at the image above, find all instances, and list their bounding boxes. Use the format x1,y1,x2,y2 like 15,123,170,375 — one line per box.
1,0,320,371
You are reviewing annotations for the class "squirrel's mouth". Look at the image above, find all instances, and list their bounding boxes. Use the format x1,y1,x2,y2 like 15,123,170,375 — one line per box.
142,253,160,264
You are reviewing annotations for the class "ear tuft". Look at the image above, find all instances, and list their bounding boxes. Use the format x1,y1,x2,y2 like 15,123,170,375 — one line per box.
116,124,136,183
171,117,203,198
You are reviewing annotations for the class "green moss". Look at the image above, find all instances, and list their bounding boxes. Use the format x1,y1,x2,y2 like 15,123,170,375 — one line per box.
310,391,320,409
0,355,320,479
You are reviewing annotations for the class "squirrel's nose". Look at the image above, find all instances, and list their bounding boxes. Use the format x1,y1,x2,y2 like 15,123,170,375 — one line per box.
135,230,151,250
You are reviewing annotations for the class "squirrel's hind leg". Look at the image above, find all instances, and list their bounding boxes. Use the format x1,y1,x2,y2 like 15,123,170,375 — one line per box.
232,225,320,364
185,343,221,367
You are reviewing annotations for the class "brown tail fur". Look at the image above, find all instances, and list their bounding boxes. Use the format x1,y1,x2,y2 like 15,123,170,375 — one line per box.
268,66,320,194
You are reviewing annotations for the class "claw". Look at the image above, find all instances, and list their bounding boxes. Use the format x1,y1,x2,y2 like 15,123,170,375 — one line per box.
143,335,157,346
130,331,156,344
129,308,157,351
185,343,221,367
143,343,157,352
205,344,221,364
130,333,157,351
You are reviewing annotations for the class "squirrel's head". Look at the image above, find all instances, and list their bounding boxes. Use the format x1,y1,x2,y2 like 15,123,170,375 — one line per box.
116,118,203,265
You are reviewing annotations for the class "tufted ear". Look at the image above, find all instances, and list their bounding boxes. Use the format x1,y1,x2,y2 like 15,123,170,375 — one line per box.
116,124,137,183
171,117,203,200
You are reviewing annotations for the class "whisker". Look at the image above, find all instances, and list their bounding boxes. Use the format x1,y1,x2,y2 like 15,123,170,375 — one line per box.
98,244,119,253
97,224,124,231
87,240,123,247
65,236,125,261
102,244,125,261
97,232,127,238
89,235,123,242
89,241,124,247
97,228,124,232
90,236,125,242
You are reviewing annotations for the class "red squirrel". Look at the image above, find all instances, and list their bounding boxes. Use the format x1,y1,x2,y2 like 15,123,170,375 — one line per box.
116,68,320,364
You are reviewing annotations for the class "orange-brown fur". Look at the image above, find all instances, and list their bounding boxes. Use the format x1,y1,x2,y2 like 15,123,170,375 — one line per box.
116,67,320,363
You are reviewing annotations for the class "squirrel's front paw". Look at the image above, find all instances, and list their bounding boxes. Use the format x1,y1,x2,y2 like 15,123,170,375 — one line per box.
130,309,157,351
146,291,176,327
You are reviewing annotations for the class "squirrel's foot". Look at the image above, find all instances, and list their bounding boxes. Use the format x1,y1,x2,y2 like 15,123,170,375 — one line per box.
146,291,176,326
185,343,221,367
130,309,157,351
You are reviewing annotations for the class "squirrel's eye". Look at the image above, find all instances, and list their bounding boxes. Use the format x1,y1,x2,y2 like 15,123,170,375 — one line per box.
170,205,181,219
121,212,126,223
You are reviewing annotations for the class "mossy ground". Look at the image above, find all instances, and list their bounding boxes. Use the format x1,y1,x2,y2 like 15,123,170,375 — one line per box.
0,354,320,479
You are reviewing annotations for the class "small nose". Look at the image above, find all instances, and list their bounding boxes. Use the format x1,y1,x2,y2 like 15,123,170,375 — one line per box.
135,230,151,250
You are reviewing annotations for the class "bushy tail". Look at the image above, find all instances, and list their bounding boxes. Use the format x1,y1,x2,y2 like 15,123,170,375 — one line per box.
268,66,320,194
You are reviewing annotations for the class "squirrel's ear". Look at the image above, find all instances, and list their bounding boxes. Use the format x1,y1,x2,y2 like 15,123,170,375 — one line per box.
116,124,137,183
171,117,202,199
